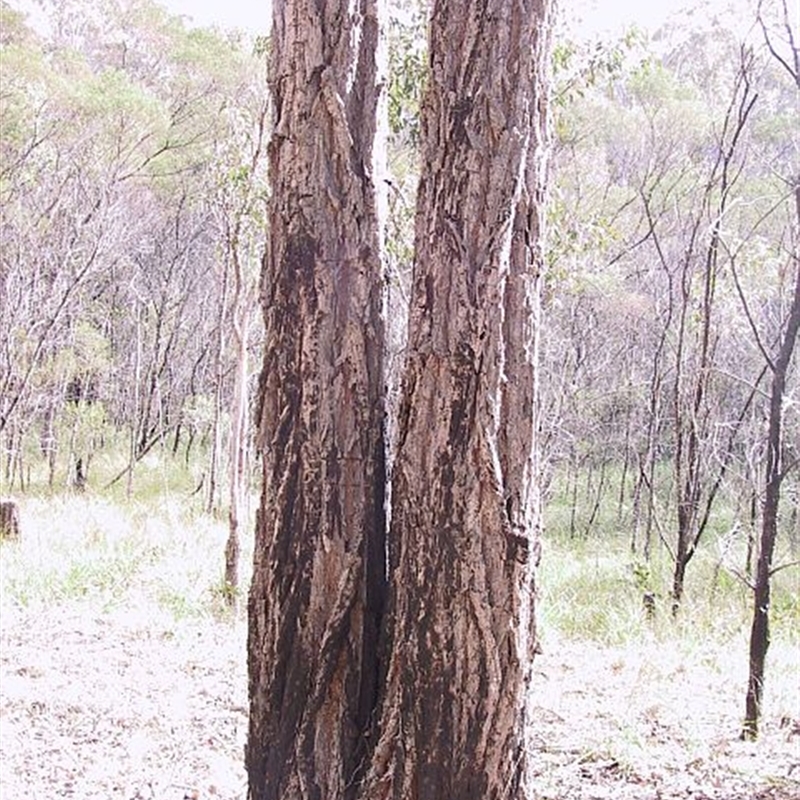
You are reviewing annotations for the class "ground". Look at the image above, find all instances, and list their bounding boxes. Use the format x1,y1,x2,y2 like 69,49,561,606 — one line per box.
1,599,798,799
531,638,800,799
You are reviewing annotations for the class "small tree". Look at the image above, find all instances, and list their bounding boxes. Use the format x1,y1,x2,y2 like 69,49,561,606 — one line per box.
741,0,800,739
742,219,800,739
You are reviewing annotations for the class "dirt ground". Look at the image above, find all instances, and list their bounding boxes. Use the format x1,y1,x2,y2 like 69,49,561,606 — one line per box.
1,600,798,800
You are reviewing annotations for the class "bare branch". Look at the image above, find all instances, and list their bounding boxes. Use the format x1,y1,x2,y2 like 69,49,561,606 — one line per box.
729,254,776,370
725,564,756,591
769,559,800,577
758,0,800,88
638,467,677,563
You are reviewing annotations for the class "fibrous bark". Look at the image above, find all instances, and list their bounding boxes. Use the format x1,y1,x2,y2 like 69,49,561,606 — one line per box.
247,1,387,797
359,2,551,797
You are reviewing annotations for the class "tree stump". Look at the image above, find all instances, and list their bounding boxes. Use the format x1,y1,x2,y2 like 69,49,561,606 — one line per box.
0,500,20,541
643,591,657,621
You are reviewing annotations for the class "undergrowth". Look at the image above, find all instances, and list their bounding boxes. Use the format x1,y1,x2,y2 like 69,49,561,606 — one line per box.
1,449,797,724
537,532,798,647
0,492,254,623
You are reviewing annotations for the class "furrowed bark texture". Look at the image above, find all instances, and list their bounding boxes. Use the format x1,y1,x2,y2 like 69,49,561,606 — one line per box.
360,2,551,798
247,2,386,798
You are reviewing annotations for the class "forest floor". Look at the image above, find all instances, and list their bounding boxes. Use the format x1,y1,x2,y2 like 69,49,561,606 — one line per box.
0,495,798,799
1,598,798,800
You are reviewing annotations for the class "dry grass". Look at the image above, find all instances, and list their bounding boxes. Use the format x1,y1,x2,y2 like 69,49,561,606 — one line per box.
0,494,251,799
1,494,798,799
532,638,800,799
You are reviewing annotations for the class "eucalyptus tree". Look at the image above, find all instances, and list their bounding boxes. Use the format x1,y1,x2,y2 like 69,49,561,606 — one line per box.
358,3,551,794
626,28,798,612
246,0,388,795
542,17,797,616
1,0,267,494
657,47,760,612
542,28,668,545
741,186,800,739
247,0,552,797
204,39,270,599
0,8,162,482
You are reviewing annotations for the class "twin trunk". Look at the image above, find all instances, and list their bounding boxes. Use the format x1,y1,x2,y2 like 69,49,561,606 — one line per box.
247,1,551,798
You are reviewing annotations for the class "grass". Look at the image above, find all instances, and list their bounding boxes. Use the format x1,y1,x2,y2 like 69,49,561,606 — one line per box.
3,445,797,646
1,421,215,505
3,485,796,670
537,530,799,645
536,488,799,757
2,441,797,700
1,454,798,799
0,491,254,622
0,427,257,619
541,458,799,646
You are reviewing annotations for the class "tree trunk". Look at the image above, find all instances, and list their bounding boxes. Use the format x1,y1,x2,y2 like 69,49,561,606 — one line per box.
207,265,229,515
246,0,387,797
0,500,20,540
583,457,608,539
127,302,142,500
224,269,254,605
742,183,800,740
618,411,631,524
358,2,551,797
569,453,579,539
41,400,58,490
668,61,757,613
671,549,689,617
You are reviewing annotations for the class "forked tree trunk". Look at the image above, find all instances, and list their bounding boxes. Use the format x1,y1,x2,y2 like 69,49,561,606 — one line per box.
669,61,757,614
358,2,551,797
246,1,387,798
743,11,800,737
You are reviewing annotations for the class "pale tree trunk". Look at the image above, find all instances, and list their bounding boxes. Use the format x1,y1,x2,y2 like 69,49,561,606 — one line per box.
246,0,387,797
207,266,229,515
224,250,255,605
359,2,551,798
218,88,269,607
127,302,143,500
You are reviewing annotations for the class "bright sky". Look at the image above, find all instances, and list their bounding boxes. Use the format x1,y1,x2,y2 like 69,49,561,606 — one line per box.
158,0,270,34
570,0,687,35
8,0,792,42
155,0,704,36
5,0,270,35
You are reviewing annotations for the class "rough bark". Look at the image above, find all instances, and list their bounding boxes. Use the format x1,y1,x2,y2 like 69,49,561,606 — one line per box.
246,1,387,798
742,181,800,740
358,2,551,798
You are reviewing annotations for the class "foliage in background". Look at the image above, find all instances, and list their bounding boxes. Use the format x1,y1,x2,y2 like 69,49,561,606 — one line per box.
542,7,799,610
1,0,797,655
0,0,266,503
